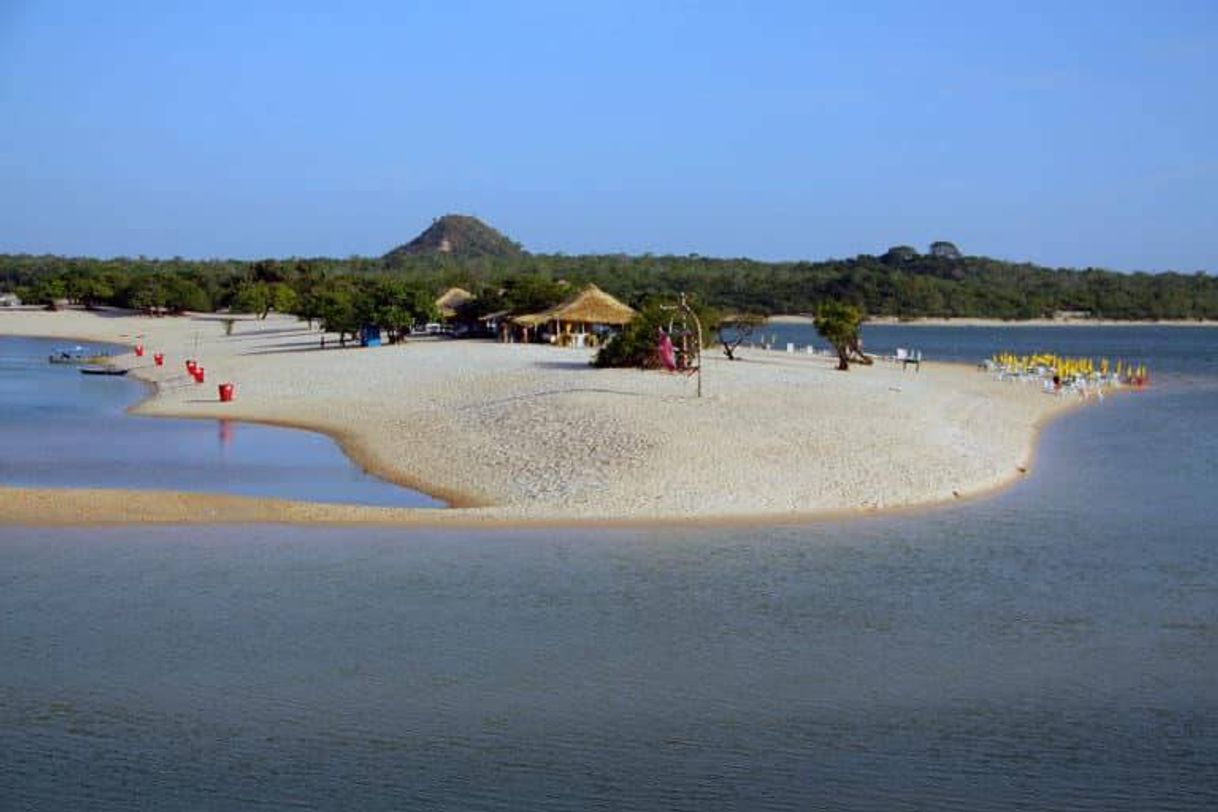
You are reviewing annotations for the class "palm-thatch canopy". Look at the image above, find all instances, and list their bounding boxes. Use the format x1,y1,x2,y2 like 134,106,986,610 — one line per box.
435,287,474,319
514,284,636,328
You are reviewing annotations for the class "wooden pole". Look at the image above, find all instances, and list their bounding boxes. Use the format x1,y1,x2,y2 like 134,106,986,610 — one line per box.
668,292,703,398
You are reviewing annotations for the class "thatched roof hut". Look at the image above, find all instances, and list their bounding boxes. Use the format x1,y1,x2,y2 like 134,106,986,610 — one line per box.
435,287,474,319
516,284,635,327
512,284,636,346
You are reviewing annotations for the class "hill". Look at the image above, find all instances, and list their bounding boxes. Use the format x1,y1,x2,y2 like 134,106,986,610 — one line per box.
383,214,525,263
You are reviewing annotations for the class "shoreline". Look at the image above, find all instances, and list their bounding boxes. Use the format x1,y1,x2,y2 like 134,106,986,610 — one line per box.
5,328,492,510
0,399,1076,528
767,314,1218,327
1,309,1094,527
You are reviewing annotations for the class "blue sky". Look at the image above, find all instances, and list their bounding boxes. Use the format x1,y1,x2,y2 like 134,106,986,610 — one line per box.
1,1,1215,270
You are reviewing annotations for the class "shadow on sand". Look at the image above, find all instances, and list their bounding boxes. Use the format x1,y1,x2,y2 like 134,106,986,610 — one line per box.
239,340,357,356
531,359,596,371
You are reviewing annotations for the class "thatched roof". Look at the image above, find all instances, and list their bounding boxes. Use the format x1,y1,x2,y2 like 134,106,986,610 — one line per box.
514,284,636,328
513,311,549,328
435,287,474,318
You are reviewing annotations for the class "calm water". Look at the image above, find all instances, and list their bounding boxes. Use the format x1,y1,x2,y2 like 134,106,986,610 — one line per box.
761,322,1218,380
1,327,1216,810
0,336,442,508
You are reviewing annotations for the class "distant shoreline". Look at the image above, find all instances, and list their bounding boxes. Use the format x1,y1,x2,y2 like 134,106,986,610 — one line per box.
768,314,1218,327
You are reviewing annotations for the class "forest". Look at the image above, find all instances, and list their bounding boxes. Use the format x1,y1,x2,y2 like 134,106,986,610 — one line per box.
2,241,1216,330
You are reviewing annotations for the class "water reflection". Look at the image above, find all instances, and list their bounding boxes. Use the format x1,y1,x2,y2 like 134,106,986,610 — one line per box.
0,336,442,507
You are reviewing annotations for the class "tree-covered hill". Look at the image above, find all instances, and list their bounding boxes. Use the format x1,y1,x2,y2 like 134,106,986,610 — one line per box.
383,214,525,263
2,238,1215,322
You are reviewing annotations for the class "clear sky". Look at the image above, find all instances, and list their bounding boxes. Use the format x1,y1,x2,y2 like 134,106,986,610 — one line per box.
1,1,1215,271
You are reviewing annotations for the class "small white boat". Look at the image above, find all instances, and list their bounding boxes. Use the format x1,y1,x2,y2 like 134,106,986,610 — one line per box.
49,345,111,365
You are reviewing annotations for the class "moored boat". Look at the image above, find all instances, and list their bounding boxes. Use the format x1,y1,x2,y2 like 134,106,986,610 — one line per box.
49,345,111,365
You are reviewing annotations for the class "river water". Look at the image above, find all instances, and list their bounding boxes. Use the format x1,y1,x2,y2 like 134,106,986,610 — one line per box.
1,327,1216,810
0,336,442,507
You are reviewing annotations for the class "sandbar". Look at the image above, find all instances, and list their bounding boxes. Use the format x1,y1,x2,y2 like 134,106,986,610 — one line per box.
1,308,1090,526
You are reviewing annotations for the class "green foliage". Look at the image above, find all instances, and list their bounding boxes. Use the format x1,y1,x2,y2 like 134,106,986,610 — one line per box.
232,282,271,318
501,275,567,314
815,301,865,370
929,240,962,260
63,270,115,308
356,278,438,341
230,281,294,318
269,283,297,315
594,298,720,369
593,302,670,368
164,276,211,313
882,245,919,265
128,276,167,315
2,237,1216,325
313,279,359,340
26,276,67,308
814,301,862,345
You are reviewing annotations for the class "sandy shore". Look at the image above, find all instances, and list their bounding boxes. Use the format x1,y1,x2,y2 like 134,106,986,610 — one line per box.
1,308,1091,526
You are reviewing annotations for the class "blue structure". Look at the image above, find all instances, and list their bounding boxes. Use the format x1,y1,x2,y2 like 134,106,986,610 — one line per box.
359,325,382,347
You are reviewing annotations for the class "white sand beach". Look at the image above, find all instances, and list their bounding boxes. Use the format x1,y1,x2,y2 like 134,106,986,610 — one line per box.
0,308,1089,525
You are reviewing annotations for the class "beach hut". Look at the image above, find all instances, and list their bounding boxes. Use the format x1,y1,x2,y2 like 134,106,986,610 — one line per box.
480,309,513,341
513,284,636,348
435,287,475,320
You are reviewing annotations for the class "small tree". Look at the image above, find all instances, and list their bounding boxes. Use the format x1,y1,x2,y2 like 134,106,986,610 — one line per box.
29,277,67,310
129,276,167,316
294,289,325,330
814,301,871,371
716,314,765,360
81,276,114,309
269,283,298,316
357,278,437,343
232,282,271,318
165,276,211,313
314,281,359,345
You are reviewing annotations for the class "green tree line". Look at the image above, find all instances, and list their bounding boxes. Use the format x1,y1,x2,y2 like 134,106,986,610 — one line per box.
2,244,1216,321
